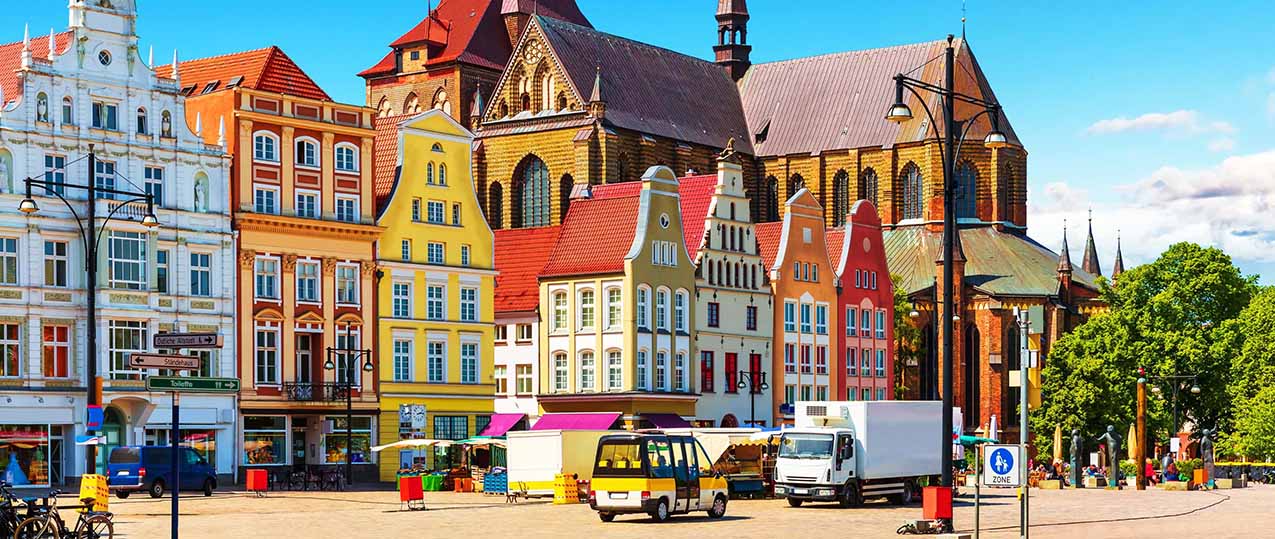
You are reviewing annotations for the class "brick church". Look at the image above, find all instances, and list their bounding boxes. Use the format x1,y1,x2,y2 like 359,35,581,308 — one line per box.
360,0,1110,438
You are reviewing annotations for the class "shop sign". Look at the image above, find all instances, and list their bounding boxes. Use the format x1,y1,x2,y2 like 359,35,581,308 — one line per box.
87,405,104,430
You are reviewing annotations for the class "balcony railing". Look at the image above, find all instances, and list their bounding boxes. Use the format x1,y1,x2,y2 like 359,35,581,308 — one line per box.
282,382,351,402
106,199,150,221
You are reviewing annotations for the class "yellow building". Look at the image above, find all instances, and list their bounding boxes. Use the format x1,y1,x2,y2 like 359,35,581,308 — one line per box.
372,110,496,480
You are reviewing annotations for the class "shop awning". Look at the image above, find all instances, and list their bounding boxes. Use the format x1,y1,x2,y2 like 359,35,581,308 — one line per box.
370,439,453,452
478,413,526,437
530,412,622,431
644,413,692,428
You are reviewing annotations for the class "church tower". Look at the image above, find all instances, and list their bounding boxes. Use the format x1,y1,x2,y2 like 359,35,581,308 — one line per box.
714,0,751,81
1081,210,1101,276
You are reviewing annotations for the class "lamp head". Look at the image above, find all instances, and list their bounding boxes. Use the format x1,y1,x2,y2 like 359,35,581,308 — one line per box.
18,197,39,214
1151,385,1161,394
324,358,335,370
141,212,160,228
886,76,913,123
363,359,376,372
1190,385,1201,394
983,129,1009,149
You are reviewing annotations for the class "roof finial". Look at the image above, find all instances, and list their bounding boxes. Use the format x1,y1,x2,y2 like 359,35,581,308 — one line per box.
194,111,202,137
171,49,180,84
20,24,32,68
147,45,153,67
48,28,56,58
217,116,226,147
961,0,967,40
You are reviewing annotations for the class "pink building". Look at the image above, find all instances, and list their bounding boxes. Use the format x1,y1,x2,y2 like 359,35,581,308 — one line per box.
828,201,894,401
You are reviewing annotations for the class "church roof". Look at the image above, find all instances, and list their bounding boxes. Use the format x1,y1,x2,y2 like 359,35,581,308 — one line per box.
0,31,73,105
1082,217,1102,276
495,225,562,314
738,38,1019,157
160,46,330,102
359,0,591,78
531,16,754,153
883,226,1098,298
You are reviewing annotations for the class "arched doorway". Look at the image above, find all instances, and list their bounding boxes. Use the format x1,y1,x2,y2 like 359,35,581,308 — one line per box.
99,407,126,474
720,414,739,428
963,324,981,430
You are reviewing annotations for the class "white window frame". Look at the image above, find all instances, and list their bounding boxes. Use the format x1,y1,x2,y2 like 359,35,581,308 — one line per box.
515,364,534,395
459,287,478,322
254,327,280,385
0,237,20,286
294,137,319,168
336,263,359,305
335,143,359,172
553,352,568,392
189,251,212,297
655,351,668,391
784,301,796,332
876,309,887,339
392,338,413,382
391,281,412,318
107,232,146,290
636,286,650,330
400,239,412,261
552,291,568,331
815,304,828,335
674,291,687,332
846,306,857,336
578,350,595,391
636,350,648,390
335,195,359,223
254,256,280,300
605,287,622,329
426,340,446,383
460,342,479,384
253,131,279,162
606,350,622,390
295,260,320,303
426,284,445,320
578,288,595,330
675,352,686,392
295,189,320,219
254,185,280,215
427,242,445,265
426,200,445,224
44,240,68,288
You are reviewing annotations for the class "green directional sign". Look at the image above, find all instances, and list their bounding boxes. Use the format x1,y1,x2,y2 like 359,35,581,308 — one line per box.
146,376,241,393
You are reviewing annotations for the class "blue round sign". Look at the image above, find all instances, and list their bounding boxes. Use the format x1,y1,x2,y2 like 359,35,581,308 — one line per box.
989,447,1015,475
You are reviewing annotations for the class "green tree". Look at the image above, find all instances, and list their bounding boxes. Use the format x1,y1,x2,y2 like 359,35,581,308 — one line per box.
1229,384,1275,460
1218,287,1275,405
1032,243,1256,448
892,274,921,399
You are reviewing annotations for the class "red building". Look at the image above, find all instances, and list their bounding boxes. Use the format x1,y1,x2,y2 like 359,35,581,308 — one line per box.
827,201,894,402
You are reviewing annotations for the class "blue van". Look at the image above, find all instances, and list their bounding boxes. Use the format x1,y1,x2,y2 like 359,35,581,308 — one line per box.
107,446,217,499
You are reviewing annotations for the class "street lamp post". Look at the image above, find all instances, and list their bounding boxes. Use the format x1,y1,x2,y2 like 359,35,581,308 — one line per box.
20,144,159,476
736,369,769,427
886,35,1009,527
324,323,374,488
1147,374,1201,446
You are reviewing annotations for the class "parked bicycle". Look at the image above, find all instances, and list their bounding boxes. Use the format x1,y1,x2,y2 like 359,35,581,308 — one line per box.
11,490,114,539
1,482,28,539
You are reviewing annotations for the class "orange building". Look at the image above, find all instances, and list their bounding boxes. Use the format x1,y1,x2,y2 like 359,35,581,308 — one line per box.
755,189,839,423
166,47,383,480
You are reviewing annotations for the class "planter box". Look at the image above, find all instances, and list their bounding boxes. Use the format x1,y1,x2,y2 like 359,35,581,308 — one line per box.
1083,476,1106,488
1037,479,1062,490
1161,481,1189,491
1215,478,1245,489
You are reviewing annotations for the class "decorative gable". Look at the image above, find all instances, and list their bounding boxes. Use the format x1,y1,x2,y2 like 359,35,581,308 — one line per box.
484,19,584,121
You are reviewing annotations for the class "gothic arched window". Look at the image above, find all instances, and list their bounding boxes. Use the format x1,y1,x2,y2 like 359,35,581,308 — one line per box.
998,162,1014,222
488,182,504,229
788,173,804,198
901,163,923,220
559,173,574,219
955,161,978,219
765,176,779,222
404,93,420,114
514,155,551,227
832,169,850,226
859,168,879,208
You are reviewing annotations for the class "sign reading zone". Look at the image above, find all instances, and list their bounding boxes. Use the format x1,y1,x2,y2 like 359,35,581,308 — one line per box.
981,444,1022,487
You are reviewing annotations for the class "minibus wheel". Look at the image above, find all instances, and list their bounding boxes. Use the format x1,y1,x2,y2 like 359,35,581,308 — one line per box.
708,495,727,518
651,498,671,522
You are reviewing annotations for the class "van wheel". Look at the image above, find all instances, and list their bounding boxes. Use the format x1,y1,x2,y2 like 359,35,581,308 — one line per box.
148,480,165,499
898,480,917,505
650,498,671,522
203,479,215,497
117,491,130,499
708,495,727,518
598,512,616,522
786,497,803,507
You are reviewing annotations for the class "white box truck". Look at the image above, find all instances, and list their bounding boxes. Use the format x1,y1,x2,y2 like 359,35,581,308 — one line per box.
506,430,612,496
776,400,942,507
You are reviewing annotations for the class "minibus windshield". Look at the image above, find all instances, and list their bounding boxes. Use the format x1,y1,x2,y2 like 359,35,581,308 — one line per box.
594,439,646,477
778,433,834,459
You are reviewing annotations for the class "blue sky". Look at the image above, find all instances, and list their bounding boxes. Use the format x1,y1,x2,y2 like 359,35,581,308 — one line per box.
9,1,1275,281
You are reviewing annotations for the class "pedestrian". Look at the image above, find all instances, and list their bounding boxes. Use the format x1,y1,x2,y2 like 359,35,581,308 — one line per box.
1165,460,1178,482
1145,458,1157,486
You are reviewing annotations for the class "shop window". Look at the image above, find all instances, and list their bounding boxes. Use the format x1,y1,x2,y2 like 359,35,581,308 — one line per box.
242,416,287,465
323,416,372,464
0,425,52,486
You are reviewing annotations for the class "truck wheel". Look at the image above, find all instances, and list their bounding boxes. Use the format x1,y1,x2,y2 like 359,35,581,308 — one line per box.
148,480,165,499
786,497,803,507
116,491,130,499
707,495,727,518
598,512,616,522
839,482,861,508
899,480,917,505
650,498,671,522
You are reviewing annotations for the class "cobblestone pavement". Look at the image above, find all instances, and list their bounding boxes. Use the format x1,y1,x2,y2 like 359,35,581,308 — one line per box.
105,485,1270,538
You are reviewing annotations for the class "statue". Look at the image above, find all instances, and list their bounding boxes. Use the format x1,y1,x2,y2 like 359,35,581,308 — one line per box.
1096,425,1121,487
1200,428,1215,486
1069,428,1083,487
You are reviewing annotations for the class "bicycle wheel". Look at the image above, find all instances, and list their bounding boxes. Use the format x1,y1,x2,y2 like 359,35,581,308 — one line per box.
14,516,60,539
76,515,113,539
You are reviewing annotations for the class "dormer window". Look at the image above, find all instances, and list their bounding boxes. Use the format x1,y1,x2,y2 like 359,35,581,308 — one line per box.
201,81,220,95
226,76,244,89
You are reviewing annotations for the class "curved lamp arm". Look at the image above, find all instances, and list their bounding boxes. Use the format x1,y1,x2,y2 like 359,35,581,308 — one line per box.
91,196,155,257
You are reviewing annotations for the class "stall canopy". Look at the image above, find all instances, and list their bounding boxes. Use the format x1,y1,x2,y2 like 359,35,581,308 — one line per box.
478,413,526,437
530,412,622,431
644,413,692,428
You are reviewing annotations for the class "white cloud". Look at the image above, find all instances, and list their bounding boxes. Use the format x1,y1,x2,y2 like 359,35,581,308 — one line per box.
1208,137,1236,152
1030,149,1275,280
1085,109,1235,135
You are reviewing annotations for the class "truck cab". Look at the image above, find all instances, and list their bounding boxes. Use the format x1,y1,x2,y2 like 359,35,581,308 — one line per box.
774,427,859,506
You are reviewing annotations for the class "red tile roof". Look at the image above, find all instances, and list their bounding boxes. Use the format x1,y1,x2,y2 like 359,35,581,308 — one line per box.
540,194,640,278
372,114,412,215
359,0,591,78
588,174,716,260
738,39,1018,157
494,226,562,314
0,31,73,105
824,227,845,271
754,221,783,269
534,16,754,153
159,46,330,102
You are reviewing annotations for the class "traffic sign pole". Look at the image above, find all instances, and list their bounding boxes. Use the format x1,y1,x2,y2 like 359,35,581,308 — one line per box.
171,391,180,539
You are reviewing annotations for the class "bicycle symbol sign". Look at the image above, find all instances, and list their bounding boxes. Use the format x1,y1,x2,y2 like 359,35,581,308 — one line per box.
982,444,1021,487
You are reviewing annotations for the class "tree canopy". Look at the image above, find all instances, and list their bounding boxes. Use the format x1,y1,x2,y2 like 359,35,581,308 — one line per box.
1033,242,1257,454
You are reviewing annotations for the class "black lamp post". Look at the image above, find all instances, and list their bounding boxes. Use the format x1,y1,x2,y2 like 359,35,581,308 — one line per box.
886,35,1008,528
1147,374,1201,445
736,369,769,427
324,323,374,487
20,143,159,476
